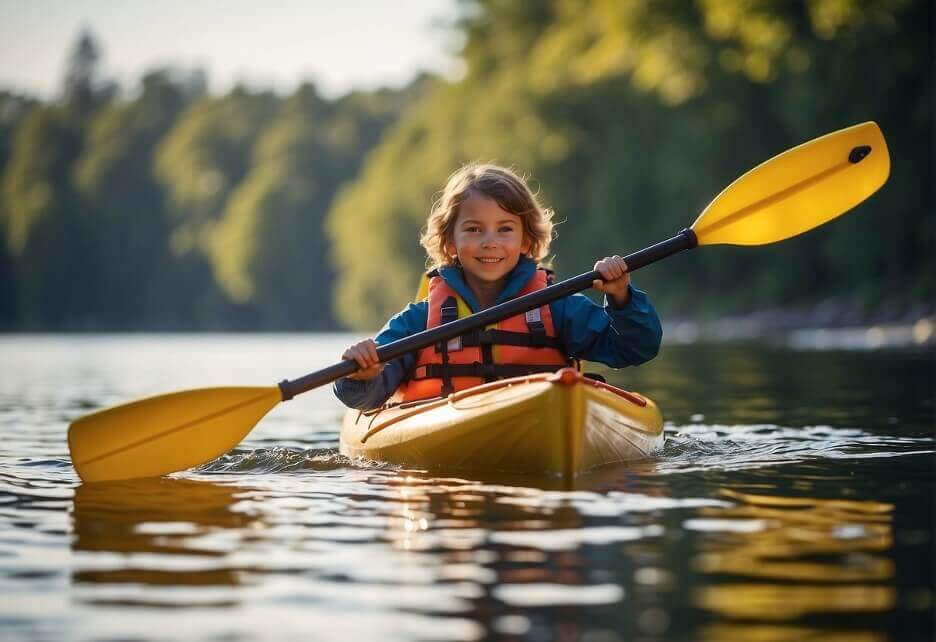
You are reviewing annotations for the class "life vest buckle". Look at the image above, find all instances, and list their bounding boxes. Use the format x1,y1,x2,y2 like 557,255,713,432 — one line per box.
436,336,462,353
525,307,546,335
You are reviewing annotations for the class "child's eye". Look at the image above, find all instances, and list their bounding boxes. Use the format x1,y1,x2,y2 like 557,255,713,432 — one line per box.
465,226,481,233
498,226,515,233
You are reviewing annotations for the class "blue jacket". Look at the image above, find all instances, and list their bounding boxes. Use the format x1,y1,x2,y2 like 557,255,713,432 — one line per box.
334,256,662,410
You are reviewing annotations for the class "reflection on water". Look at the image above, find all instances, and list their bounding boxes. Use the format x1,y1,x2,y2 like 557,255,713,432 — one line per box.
699,623,889,642
0,336,932,641
64,472,928,642
688,489,897,640
610,343,935,434
697,583,895,619
72,478,254,598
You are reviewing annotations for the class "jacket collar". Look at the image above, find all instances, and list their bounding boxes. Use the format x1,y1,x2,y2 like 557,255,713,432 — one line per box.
437,256,537,312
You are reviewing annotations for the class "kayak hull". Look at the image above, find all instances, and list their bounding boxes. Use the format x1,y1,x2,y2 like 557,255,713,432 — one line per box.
339,369,663,477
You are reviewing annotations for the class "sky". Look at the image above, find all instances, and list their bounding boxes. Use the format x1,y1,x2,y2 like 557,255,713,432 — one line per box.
0,0,461,99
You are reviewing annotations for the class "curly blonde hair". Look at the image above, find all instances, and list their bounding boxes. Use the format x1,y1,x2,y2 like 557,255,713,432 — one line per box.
420,164,555,269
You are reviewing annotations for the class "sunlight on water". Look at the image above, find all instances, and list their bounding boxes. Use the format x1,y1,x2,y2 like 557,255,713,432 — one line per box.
659,423,934,473
0,335,932,641
788,318,936,350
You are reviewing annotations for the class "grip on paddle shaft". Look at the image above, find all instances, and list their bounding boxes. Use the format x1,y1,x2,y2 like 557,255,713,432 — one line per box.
623,228,698,271
278,228,698,401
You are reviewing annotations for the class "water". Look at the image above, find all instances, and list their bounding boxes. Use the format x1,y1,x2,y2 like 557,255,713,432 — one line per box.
1,335,933,641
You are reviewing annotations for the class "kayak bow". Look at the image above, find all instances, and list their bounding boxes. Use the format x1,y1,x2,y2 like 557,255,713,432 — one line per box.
340,368,663,477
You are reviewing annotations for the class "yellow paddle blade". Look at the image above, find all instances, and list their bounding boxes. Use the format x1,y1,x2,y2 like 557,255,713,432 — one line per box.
691,121,889,246
68,386,282,483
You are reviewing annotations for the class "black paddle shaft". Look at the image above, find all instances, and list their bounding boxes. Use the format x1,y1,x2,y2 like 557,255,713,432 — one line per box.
278,228,698,400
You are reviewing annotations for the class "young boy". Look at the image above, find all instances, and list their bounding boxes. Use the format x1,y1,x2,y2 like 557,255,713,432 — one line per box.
335,164,662,410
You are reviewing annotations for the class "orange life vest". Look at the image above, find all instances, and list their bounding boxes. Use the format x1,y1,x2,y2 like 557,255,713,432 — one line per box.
396,268,572,402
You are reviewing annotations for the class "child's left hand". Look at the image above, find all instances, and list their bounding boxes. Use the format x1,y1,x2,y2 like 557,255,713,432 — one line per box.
592,255,631,306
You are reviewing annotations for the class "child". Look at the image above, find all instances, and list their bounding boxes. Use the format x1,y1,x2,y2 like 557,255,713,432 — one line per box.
335,164,662,410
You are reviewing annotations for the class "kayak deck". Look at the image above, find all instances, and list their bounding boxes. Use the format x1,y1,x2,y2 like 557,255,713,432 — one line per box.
340,368,663,477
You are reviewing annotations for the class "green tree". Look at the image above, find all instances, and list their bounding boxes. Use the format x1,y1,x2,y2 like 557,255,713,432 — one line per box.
61,29,116,117
1,105,91,327
328,0,931,329
153,87,278,260
214,81,426,328
0,30,118,328
0,91,37,327
73,69,210,327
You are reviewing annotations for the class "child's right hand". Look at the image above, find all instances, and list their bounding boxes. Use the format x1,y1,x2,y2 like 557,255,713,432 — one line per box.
342,338,384,381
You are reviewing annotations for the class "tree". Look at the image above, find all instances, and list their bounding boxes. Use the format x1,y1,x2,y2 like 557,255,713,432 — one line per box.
73,70,208,327
1,105,91,327
213,82,424,328
153,88,278,259
327,0,931,329
0,91,37,327
62,30,115,116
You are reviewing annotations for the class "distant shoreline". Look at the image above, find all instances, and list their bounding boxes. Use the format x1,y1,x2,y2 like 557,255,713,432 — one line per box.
668,299,936,350
2,310,934,351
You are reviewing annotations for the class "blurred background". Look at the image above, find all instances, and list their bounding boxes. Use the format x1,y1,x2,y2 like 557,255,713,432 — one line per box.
0,0,931,335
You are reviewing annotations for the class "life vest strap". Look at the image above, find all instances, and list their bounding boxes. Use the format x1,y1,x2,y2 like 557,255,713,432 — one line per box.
439,296,459,396
524,307,547,338
435,328,563,351
412,363,567,381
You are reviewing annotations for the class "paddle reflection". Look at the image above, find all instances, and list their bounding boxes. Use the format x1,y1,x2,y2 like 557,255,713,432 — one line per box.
690,488,895,641
71,477,258,596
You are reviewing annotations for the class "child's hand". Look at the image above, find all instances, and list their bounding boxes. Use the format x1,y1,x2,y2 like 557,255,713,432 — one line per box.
342,338,384,381
592,255,631,306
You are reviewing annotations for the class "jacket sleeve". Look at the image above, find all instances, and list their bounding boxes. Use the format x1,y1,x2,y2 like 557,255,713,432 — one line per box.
333,301,429,410
551,284,662,368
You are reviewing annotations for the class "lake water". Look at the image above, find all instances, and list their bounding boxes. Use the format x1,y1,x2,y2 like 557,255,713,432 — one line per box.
1,335,933,641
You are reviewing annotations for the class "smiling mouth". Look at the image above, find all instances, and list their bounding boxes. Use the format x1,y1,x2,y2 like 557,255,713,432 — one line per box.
476,257,503,264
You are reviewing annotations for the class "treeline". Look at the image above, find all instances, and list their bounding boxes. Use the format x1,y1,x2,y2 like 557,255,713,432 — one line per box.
331,0,932,328
1,1,932,332
0,34,427,330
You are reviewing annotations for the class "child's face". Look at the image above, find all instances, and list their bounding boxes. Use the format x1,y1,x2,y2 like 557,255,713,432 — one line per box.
446,193,531,286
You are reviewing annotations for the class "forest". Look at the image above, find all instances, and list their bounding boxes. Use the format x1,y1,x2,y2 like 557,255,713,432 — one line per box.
0,0,930,331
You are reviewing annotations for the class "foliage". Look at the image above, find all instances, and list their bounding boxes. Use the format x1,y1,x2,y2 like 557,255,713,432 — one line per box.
0,6,930,330
153,87,278,259
328,0,931,329
1,104,90,328
72,70,211,327
213,84,420,328
0,91,37,325
0,30,422,329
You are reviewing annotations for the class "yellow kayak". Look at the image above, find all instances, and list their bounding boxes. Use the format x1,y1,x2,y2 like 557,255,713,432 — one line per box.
340,368,663,477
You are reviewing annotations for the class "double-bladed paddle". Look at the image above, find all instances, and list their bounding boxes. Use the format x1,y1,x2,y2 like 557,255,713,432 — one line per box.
68,121,890,482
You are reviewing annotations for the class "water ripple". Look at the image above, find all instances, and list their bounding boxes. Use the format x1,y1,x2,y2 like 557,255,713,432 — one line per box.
196,447,361,474
1,336,932,642
657,423,934,474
